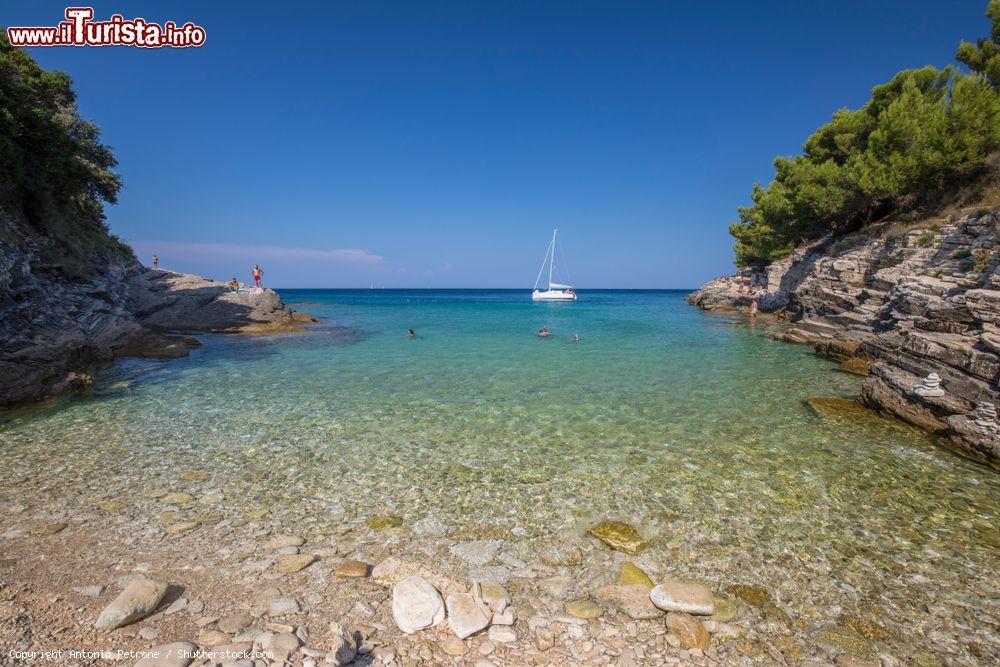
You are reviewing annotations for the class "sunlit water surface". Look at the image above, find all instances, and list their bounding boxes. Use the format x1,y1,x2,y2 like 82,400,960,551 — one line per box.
1,290,996,658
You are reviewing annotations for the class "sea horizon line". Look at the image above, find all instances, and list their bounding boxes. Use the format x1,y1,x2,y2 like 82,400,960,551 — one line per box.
269,286,699,292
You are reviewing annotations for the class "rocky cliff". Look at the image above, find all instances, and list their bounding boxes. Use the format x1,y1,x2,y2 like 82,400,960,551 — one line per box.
688,209,1000,468
0,234,315,409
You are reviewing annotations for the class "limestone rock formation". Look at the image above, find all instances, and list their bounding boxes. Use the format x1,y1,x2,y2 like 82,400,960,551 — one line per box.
127,270,314,334
0,252,315,408
689,210,1000,467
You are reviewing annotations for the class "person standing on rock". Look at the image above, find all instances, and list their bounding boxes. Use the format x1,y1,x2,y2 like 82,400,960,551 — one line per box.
152,255,158,269
252,264,263,288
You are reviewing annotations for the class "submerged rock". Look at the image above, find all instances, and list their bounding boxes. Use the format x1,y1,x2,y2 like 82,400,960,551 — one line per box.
710,597,739,622
411,516,448,536
838,357,871,376
365,514,403,529
806,397,879,422
445,463,477,481
538,575,572,598
814,625,875,659
334,559,370,578
840,613,890,641
450,540,502,566
619,562,653,588
565,599,603,619
665,611,710,650
594,584,663,620
159,492,193,506
587,521,645,554
95,578,168,629
164,521,198,535
539,543,583,568
763,601,792,625
650,580,715,615
727,584,771,608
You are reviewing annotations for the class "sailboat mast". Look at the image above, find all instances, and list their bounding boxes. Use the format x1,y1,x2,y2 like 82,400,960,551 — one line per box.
548,229,557,289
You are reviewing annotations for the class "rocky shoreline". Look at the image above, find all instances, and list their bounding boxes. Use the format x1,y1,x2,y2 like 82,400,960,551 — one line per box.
6,503,982,667
687,209,1000,468
0,248,315,410
1,282,996,666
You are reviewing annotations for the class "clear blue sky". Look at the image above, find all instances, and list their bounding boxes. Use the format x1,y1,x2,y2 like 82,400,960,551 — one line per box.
7,1,990,287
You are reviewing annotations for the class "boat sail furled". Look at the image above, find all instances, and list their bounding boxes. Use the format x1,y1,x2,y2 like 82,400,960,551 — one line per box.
532,229,577,301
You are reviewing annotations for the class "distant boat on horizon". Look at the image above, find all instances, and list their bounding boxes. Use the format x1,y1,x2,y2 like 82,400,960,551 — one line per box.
531,228,577,301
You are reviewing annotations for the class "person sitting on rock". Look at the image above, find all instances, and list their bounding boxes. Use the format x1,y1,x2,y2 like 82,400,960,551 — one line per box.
228,277,239,292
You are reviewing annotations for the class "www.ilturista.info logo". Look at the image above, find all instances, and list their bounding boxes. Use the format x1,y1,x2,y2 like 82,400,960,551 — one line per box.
7,7,206,48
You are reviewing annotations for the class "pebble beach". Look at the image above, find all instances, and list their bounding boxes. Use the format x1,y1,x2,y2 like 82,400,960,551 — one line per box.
1,289,997,666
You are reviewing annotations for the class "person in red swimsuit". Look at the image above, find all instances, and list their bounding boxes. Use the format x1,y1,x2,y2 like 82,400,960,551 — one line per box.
252,264,263,287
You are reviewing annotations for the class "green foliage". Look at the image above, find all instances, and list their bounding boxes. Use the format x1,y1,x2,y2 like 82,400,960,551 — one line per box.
957,0,1000,87
730,9,1000,268
972,248,993,271
914,231,936,247
0,31,129,275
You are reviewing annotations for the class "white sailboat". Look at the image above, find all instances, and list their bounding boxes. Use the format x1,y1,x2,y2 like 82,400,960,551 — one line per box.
532,229,577,301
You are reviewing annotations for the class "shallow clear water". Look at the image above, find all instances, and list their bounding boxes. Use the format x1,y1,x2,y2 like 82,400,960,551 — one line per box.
1,290,997,658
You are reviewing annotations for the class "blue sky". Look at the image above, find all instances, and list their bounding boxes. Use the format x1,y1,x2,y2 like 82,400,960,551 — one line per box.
7,1,991,287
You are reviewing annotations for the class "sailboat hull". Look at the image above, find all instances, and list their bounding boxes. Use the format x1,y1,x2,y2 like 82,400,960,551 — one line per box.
532,289,577,301
531,229,576,301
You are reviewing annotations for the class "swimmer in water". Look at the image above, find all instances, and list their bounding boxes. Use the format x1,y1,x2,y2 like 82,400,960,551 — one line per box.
407,328,416,338
572,332,581,342
537,326,550,337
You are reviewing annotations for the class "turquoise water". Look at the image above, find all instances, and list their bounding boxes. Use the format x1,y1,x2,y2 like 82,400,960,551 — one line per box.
1,289,997,658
